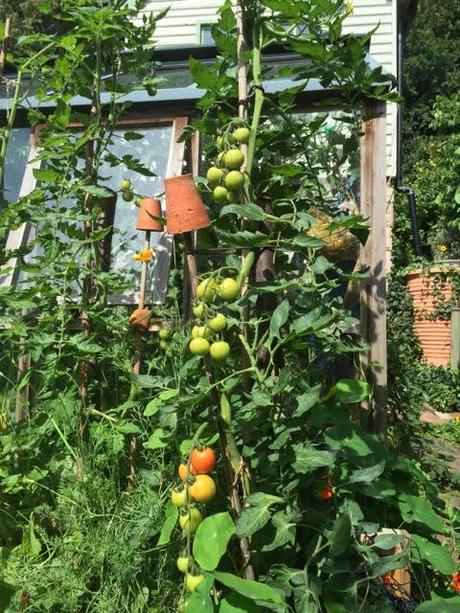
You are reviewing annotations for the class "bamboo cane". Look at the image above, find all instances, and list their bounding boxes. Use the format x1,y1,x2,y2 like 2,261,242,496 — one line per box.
129,230,151,484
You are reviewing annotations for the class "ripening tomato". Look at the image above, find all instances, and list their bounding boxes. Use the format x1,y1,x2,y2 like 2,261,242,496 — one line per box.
178,463,196,481
186,573,205,593
218,278,240,301
171,488,187,507
179,507,203,534
176,556,190,574
191,447,216,474
189,474,216,503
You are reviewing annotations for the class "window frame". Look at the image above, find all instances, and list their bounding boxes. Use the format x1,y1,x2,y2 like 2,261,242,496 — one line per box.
0,115,189,306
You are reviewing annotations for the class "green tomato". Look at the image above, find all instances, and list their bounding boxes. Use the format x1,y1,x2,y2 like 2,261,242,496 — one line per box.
159,326,173,339
213,185,228,203
218,278,240,301
189,338,210,356
207,313,227,333
191,325,212,340
146,83,157,97
226,190,240,204
224,149,245,170
186,574,205,593
159,339,169,350
233,127,250,144
122,190,134,202
192,302,204,319
120,178,132,191
171,488,187,507
207,166,224,186
196,278,218,303
216,151,225,167
210,341,230,362
179,507,203,534
224,170,245,191
177,556,190,574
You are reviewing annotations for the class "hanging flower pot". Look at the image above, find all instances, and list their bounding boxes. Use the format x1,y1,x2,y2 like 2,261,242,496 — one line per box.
136,198,163,232
129,308,152,330
164,174,211,235
407,261,460,366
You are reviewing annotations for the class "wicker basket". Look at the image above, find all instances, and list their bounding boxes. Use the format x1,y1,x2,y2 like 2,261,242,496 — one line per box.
307,209,360,262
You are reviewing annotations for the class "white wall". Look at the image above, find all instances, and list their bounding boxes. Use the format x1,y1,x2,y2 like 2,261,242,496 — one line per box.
141,0,397,176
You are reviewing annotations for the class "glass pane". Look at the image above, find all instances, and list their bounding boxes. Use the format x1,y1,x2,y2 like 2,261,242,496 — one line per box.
4,128,32,203
103,125,172,275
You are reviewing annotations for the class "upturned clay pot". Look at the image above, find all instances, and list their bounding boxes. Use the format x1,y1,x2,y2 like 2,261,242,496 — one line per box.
129,308,152,330
136,198,163,232
164,174,211,234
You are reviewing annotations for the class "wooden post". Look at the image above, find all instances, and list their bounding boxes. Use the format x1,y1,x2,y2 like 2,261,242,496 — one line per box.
0,17,13,80
359,100,388,438
451,307,460,369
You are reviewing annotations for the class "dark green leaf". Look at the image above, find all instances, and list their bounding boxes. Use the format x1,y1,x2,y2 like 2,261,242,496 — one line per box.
411,534,456,574
292,444,335,474
270,300,290,338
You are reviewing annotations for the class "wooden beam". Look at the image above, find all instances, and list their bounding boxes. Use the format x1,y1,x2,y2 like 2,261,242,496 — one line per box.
359,100,388,438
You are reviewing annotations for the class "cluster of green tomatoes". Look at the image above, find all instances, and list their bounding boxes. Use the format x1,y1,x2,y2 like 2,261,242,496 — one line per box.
172,447,217,598
206,126,250,205
188,276,241,360
158,323,175,351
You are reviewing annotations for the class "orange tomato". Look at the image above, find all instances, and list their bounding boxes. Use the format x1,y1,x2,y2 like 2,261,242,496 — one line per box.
189,474,216,503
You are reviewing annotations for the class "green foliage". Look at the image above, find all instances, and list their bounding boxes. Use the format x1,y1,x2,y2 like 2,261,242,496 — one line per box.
0,0,458,611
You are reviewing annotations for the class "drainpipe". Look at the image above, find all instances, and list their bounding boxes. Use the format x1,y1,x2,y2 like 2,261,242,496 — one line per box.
395,2,424,257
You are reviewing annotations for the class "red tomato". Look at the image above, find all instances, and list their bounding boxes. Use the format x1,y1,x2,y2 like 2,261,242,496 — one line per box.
191,447,216,474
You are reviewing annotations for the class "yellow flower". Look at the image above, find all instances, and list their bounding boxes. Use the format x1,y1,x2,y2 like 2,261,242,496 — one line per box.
132,248,154,262
345,0,354,15
438,245,448,253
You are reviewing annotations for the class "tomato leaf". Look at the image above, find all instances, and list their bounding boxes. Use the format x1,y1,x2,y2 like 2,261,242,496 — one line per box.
292,444,335,473
349,461,386,484
330,379,370,404
156,503,178,546
329,513,352,557
416,596,460,612
214,572,283,605
193,513,236,571
397,495,447,534
269,299,290,338
218,591,261,612
235,493,283,538
411,534,456,574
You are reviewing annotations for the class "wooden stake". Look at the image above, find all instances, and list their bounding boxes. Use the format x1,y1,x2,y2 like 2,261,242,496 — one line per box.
0,17,13,80
129,231,151,484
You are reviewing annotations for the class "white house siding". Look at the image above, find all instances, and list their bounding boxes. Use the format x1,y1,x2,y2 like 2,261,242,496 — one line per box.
141,0,397,178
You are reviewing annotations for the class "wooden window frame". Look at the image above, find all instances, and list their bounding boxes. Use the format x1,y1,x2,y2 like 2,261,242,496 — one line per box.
0,115,188,306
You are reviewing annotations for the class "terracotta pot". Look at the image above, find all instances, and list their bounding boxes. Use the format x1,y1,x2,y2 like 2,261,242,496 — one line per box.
407,263,459,366
129,308,152,330
136,198,163,232
164,174,211,234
